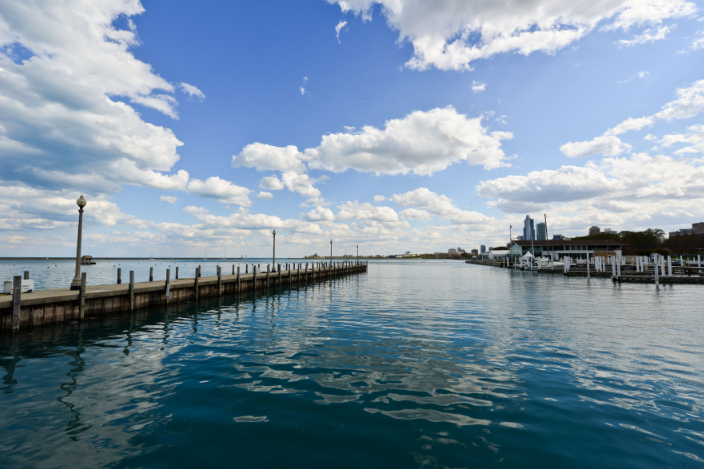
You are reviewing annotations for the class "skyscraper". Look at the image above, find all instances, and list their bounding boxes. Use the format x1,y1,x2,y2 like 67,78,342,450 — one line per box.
480,245,486,254
536,222,547,240
523,215,535,241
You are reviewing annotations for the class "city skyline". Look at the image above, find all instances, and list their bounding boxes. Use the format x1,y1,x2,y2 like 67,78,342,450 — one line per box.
1,1,704,257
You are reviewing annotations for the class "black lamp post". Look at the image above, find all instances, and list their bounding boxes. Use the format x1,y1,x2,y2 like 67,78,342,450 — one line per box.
70,195,87,290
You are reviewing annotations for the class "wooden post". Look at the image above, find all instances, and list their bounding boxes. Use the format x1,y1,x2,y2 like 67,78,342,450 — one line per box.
195,267,199,300
24,271,29,280
129,271,135,312
12,275,21,332
165,268,171,302
149,267,153,282
246,264,248,274
217,266,222,296
278,264,281,286
267,264,270,289
117,268,122,284
232,265,235,275
305,262,308,282
176,266,179,279
79,272,86,320
253,266,257,294
237,266,241,292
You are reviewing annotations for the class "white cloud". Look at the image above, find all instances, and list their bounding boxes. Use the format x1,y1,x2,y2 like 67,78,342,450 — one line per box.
660,124,704,154
335,20,348,43
618,25,671,46
329,0,695,71
0,0,208,200
257,191,274,200
159,195,177,204
233,144,307,173
477,152,704,214
560,136,631,158
336,201,401,224
187,177,251,207
373,195,387,202
299,197,333,207
304,106,512,174
561,79,704,157
258,176,285,191
389,188,493,225
692,32,704,50
303,206,336,222
399,208,432,221
179,82,205,100
300,86,306,96
472,81,486,92
637,70,650,79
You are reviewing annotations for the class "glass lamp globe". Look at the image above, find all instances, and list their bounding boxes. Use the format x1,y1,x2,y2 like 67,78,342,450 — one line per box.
76,195,87,208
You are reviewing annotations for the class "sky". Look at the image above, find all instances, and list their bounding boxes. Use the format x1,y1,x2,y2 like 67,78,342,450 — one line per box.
1,0,704,258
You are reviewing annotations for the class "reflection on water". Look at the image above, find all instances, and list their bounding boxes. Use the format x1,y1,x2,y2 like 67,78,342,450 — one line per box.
1,261,703,468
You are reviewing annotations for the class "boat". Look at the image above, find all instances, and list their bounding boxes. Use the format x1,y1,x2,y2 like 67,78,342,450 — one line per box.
149,250,155,260
81,255,96,265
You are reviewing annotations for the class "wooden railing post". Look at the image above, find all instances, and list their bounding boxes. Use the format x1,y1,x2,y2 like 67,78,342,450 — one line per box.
117,268,121,284
149,267,153,282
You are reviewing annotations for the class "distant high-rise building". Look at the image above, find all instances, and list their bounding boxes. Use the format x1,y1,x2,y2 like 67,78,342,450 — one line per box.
517,236,524,241
603,228,615,234
589,226,601,236
552,234,564,240
480,245,486,254
471,249,478,255
536,222,547,240
523,215,535,241
693,222,704,235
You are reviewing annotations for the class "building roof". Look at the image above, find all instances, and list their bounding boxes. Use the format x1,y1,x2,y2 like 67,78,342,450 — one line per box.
514,240,627,247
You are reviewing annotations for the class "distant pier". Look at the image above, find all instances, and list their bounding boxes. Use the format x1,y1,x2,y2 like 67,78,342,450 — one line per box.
1,262,367,332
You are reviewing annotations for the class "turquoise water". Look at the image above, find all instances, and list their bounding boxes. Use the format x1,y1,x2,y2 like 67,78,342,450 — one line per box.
1,261,703,468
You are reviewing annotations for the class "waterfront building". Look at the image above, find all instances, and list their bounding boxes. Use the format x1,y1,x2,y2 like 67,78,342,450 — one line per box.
508,239,628,259
480,245,486,253
523,215,535,241
695,222,704,234
471,249,478,255
589,226,600,236
671,222,704,237
536,222,547,240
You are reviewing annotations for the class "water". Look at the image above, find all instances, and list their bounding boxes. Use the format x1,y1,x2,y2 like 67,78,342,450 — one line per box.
0,258,310,290
1,261,703,468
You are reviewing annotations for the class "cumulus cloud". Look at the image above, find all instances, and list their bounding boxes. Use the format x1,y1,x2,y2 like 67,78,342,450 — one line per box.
187,177,251,207
258,176,285,191
561,79,704,157
477,152,704,214
560,136,631,158
0,0,225,205
160,195,178,204
335,20,347,43
328,0,694,71
336,201,401,224
257,191,274,200
389,188,493,225
660,124,704,154
303,206,336,222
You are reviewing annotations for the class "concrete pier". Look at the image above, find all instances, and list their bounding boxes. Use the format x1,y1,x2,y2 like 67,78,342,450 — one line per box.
0,262,367,332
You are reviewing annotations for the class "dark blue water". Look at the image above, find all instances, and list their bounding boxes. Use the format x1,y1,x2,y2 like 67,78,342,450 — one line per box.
2,261,703,468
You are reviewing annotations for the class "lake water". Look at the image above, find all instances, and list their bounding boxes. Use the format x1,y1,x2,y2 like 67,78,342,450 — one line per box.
1,260,703,468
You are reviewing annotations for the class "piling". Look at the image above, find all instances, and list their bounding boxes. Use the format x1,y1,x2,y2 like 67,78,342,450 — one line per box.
129,271,135,312
165,268,171,302
655,256,659,285
149,267,153,282
79,272,86,320
195,267,200,300
253,266,257,294
176,267,179,279
12,275,20,332
217,266,222,296
117,268,122,284
267,265,270,289
278,264,281,285
23,271,29,280
237,266,241,292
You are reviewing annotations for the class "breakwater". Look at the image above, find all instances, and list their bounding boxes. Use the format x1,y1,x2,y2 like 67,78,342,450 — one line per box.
1,261,367,332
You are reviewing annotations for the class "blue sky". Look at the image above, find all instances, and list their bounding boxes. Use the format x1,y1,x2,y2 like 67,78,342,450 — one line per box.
1,0,703,257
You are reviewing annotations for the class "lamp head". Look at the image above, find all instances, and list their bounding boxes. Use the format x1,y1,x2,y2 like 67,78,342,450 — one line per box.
273,230,276,235
76,195,87,208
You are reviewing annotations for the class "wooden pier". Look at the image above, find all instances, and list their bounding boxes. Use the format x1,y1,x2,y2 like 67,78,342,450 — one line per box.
0,262,367,332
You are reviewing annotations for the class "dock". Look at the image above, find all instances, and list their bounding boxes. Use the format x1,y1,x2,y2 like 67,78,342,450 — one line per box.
1,262,367,332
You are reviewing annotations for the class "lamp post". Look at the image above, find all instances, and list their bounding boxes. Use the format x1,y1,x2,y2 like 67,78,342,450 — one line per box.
272,230,276,268
70,195,87,290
